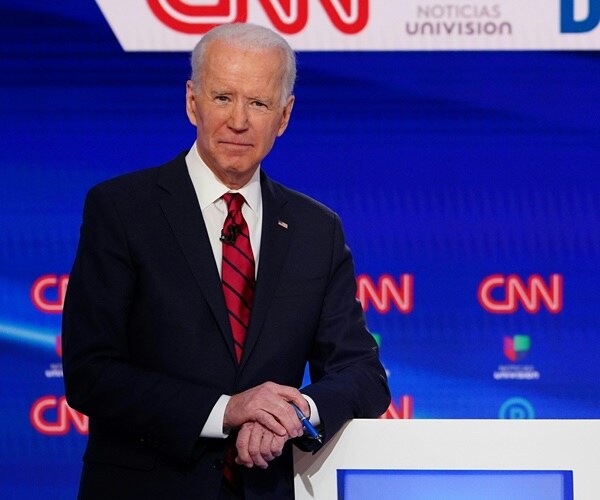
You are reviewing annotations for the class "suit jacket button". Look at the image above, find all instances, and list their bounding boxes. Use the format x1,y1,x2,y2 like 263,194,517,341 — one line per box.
213,459,224,471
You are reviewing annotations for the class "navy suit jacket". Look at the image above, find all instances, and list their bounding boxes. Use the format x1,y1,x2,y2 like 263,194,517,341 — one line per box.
62,153,390,499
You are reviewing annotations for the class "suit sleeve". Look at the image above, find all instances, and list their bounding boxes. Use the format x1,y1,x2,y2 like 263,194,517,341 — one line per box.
62,185,221,464
300,213,391,445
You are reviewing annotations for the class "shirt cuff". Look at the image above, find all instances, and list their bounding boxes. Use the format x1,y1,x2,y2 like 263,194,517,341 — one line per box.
199,394,231,438
303,394,321,427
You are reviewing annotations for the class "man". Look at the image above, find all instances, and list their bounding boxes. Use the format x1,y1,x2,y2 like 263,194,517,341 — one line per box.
62,23,389,499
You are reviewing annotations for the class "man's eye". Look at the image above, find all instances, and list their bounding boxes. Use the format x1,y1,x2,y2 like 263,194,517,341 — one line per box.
215,95,229,102
252,101,267,108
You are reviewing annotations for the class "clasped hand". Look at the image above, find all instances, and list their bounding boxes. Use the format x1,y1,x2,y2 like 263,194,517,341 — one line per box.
223,381,310,469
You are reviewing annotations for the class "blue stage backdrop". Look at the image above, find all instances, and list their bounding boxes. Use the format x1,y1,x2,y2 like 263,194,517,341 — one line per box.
0,1,599,498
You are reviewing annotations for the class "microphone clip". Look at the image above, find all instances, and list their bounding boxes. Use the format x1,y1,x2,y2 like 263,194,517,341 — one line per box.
220,223,241,245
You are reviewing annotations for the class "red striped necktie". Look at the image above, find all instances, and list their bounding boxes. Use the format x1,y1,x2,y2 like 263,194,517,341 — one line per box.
220,193,255,492
220,192,255,363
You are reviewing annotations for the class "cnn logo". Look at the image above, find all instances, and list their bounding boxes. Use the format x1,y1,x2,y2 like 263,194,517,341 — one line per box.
30,396,88,436
356,274,414,314
478,274,563,314
147,0,369,34
31,274,69,313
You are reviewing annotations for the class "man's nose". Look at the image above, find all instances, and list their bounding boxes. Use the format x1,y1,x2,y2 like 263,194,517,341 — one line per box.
228,101,249,131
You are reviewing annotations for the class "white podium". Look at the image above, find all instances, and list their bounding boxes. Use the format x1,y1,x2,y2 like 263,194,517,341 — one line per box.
294,419,600,499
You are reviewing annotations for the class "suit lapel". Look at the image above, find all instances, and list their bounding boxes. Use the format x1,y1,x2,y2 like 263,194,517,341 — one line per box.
156,154,237,364
240,172,294,369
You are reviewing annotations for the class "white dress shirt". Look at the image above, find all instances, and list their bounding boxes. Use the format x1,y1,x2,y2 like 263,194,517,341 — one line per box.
185,144,320,439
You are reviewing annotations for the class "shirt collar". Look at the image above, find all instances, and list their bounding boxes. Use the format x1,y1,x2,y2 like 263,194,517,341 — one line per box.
186,142,262,215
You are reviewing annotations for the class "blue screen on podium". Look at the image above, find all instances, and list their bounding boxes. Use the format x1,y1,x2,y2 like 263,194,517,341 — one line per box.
337,469,574,500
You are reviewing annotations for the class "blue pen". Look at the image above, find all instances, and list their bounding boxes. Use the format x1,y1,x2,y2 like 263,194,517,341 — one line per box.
290,402,322,443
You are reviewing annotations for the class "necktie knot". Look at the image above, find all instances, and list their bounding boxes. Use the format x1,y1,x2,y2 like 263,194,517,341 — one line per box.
222,192,245,214
221,193,245,243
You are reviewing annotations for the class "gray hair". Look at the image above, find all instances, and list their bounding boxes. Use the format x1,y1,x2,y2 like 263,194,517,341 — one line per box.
190,23,297,104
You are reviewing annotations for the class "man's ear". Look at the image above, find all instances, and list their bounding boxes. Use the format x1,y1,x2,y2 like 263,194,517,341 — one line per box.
277,95,295,137
185,80,198,126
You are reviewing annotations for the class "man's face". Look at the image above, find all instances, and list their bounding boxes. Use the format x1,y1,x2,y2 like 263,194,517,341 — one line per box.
186,40,294,189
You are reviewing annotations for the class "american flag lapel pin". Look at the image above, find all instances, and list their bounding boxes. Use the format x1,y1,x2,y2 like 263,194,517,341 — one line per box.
277,220,289,229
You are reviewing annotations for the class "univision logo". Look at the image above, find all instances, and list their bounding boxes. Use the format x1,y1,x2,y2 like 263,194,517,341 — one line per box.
561,0,600,32
494,335,540,380
503,335,530,362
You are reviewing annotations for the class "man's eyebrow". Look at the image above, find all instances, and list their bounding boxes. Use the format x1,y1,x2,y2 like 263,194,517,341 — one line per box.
249,95,274,103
